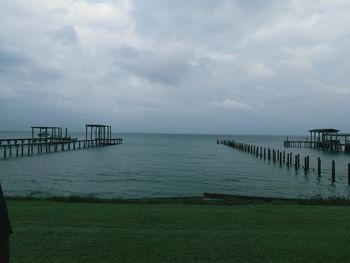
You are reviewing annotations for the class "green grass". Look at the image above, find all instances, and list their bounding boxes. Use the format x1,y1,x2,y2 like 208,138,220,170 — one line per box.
7,200,350,262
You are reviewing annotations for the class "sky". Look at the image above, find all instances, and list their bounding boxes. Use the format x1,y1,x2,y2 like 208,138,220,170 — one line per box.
1,0,350,134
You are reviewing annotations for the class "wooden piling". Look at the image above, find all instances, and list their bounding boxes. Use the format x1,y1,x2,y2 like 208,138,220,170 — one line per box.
332,160,335,182
348,163,350,185
279,152,282,165
317,158,321,177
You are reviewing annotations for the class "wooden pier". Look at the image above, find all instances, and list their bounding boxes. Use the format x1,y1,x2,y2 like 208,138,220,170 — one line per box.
0,124,122,159
284,128,350,153
219,139,350,185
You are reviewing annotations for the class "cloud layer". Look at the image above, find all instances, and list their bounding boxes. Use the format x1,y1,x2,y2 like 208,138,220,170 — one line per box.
1,0,349,134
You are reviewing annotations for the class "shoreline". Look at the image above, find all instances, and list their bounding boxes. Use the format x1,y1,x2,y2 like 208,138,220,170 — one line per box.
6,192,350,205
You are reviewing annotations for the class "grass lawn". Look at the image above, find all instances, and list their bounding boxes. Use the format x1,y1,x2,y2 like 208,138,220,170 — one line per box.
7,200,350,262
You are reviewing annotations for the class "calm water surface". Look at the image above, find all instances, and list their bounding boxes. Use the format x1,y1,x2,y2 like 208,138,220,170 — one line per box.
0,132,350,199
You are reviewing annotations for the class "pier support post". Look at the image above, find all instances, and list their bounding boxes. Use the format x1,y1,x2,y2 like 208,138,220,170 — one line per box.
331,160,336,182
348,163,350,185
317,158,321,177
279,152,282,165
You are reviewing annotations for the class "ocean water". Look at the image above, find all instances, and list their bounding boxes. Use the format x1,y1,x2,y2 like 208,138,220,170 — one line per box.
0,131,350,199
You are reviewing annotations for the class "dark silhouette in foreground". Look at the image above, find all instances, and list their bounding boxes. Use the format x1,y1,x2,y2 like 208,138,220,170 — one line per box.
0,184,12,263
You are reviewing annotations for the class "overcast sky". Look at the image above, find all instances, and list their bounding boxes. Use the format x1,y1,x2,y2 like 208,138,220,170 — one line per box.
1,0,349,134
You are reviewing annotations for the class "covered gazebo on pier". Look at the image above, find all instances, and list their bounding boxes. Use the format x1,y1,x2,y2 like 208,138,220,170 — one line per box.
308,128,339,146
85,124,112,144
31,126,68,141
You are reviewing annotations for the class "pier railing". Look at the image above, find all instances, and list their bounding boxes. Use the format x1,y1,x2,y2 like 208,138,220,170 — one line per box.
0,138,122,159
284,139,350,153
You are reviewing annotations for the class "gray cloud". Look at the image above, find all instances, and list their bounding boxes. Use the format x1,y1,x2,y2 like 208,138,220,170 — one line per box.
51,25,78,45
0,0,350,134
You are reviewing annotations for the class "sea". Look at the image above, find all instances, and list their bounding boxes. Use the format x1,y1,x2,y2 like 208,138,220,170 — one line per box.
1,131,350,199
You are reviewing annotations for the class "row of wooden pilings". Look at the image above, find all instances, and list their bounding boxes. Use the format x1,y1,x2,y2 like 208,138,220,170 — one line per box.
0,139,123,159
218,139,350,184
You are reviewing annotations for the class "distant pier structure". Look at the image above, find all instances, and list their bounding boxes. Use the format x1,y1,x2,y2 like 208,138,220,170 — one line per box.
284,128,350,153
85,124,112,144
31,126,71,142
0,124,122,159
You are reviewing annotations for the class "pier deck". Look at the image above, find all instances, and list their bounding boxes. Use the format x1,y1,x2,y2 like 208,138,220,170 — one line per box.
0,138,122,159
0,124,123,159
284,128,350,153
